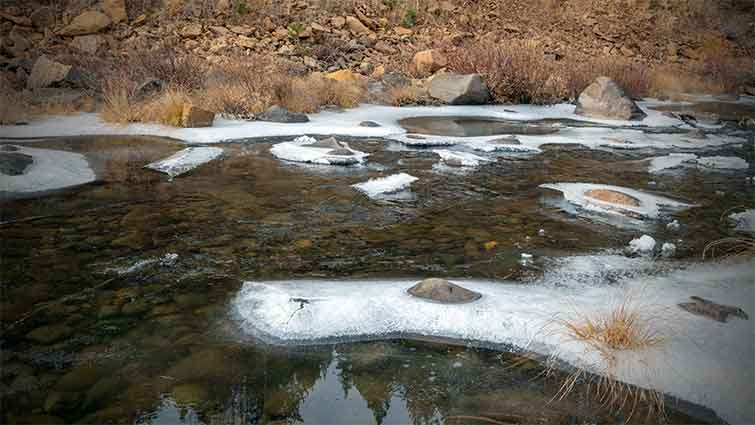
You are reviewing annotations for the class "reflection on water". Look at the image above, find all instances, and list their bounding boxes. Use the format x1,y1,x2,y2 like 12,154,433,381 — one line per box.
399,116,561,137
0,135,751,424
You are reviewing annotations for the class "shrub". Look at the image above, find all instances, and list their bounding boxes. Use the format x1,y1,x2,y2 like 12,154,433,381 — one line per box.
403,7,418,27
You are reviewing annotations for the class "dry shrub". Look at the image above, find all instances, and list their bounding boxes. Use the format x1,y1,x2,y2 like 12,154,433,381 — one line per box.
102,77,141,124
273,74,367,113
0,77,27,124
102,76,190,126
125,41,207,91
140,89,190,126
389,85,426,106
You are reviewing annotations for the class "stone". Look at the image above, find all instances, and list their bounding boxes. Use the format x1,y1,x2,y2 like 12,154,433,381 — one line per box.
428,73,490,105
181,104,214,128
258,105,309,123
59,11,111,36
326,69,359,83
359,121,380,127
26,324,73,344
679,296,749,323
408,278,482,303
371,64,385,78
0,152,33,175
411,49,446,77
70,35,101,54
0,12,31,27
229,25,253,35
2,30,32,56
584,189,640,206
214,0,231,14
345,16,369,34
236,35,255,49
574,76,647,120
27,56,71,89
308,137,346,149
180,23,202,38
331,16,345,29
394,26,413,36
30,7,56,29
102,0,127,24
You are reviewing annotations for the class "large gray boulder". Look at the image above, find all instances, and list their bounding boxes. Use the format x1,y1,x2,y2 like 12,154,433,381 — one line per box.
258,106,309,123
574,76,646,120
408,278,482,304
27,56,71,89
428,73,490,105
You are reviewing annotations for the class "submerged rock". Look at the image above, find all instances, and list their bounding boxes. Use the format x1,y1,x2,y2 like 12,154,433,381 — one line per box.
359,121,381,127
0,152,33,175
575,76,646,120
679,296,749,323
428,73,490,105
408,278,482,303
258,105,309,123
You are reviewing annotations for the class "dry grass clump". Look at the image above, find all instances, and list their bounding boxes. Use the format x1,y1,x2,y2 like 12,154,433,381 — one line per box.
389,85,426,106
269,72,367,113
702,206,755,259
0,77,27,124
102,77,191,126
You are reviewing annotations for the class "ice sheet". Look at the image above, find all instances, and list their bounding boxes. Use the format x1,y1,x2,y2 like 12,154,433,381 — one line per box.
352,173,418,198
647,153,698,173
729,209,755,233
434,150,491,167
0,145,95,194
696,156,749,170
144,147,223,178
270,136,369,165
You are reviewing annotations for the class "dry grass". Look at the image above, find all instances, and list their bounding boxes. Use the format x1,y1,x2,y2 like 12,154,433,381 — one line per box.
702,207,755,259
273,73,367,113
0,77,27,125
389,84,426,106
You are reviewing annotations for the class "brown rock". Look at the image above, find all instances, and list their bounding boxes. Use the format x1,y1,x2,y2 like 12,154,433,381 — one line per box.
679,296,749,323
181,104,214,128
345,16,369,34
27,55,72,89
411,49,446,77
408,278,482,304
30,7,56,29
2,29,32,56
0,12,31,27
371,65,385,78
180,23,202,38
584,189,640,206
70,35,101,54
59,11,111,36
394,26,413,36
326,69,359,83
575,76,647,120
236,35,255,49
428,73,489,105
102,0,127,24
214,0,231,14
229,25,253,35
310,23,328,33
331,16,345,29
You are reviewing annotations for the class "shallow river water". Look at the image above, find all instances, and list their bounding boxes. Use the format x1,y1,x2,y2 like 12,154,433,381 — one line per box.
0,125,753,424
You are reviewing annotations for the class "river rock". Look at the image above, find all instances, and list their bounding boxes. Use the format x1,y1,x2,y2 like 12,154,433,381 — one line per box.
359,121,381,127
70,35,101,54
428,73,490,105
26,55,71,89
59,11,111,36
258,105,309,123
345,16,369,34
181,104,214,128
408,278,482,303
678,296,749,323
412,49,447,77
0,152,33,175
575,77,646,120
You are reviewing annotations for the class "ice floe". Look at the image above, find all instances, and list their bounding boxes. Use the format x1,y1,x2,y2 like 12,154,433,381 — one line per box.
144,147,223,179
352,173,418,198
231,257,755,424
270,136,369,166
540,183,695,221
0,145,95,195
434,150,491,167
647,153,698,173
729,209,755,233
696,156,749,170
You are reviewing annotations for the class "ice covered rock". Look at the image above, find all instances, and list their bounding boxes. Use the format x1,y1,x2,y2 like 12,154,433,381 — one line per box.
144,147,223,179
575,76,647,120
628,235,656,254
648,153,698,173
0,145,95,194
667,220,681,231
407,278,482,304
540,183,694,221
661,242,676,258
0,151,33,176
352,173,418,198
434,150,491,167
271,136,368,166
696,156,748,170
729,209,755,233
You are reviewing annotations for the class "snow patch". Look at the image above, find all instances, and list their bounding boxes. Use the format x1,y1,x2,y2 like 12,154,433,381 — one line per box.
696,156,749,170
434,150,491,167
629,235,656,254
648,153,698,173
144,147,223,179
270,136,369,166
729,209,755,233
352,173,418,198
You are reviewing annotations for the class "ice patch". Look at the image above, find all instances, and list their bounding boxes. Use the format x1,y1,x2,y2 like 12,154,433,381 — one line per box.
0,145,95,194
144,147,223,179
648,153,698,173
388,134,458,147
696,156,749,170
352,173,418,198
231,258,755,424
434,150,491,167
629,235,656,254
729,209,755,233
270,136,369,166
466,140,542,154
540,182,695,221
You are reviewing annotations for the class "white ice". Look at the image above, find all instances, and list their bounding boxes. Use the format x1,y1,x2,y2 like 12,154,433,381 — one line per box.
696,156,749,170
647,153,698,173
352,173,418,198
629,235,657,254
434,150,492,167
729,209,755,233
270,136,369,166
144,147,223,179
540,182,695,220
232,258,755,424
0,145,95,194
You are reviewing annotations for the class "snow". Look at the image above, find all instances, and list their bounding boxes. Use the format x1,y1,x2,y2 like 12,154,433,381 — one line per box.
667,220,681,231
0,145,95,194
661,242,677,258
270,136,369,166
729,209,755,233
352,173,418,198
434,150,492,167
540,182,695,221
629,235,657,253
466,140,542,154
696,156,749,170
648,153,698,173
144,147,223,179
231,257,755,424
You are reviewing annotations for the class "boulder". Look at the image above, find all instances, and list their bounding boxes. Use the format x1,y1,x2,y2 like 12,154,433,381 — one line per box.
326,69,359,83
679,296,749,323
30,7,56,29
574,76,647,120
345,16,369,34
102,0,127,24
181,105,214,128
428,73,490,105
214,0,231,14
359,121,380,127
408,278,482,303
331,16,345,29
411,49,446,77
2,30,32,56
258,105,309,123
180,23,203,38
70,35,101,54
27,56,71,89
59,11,111,36
0,152,34,176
